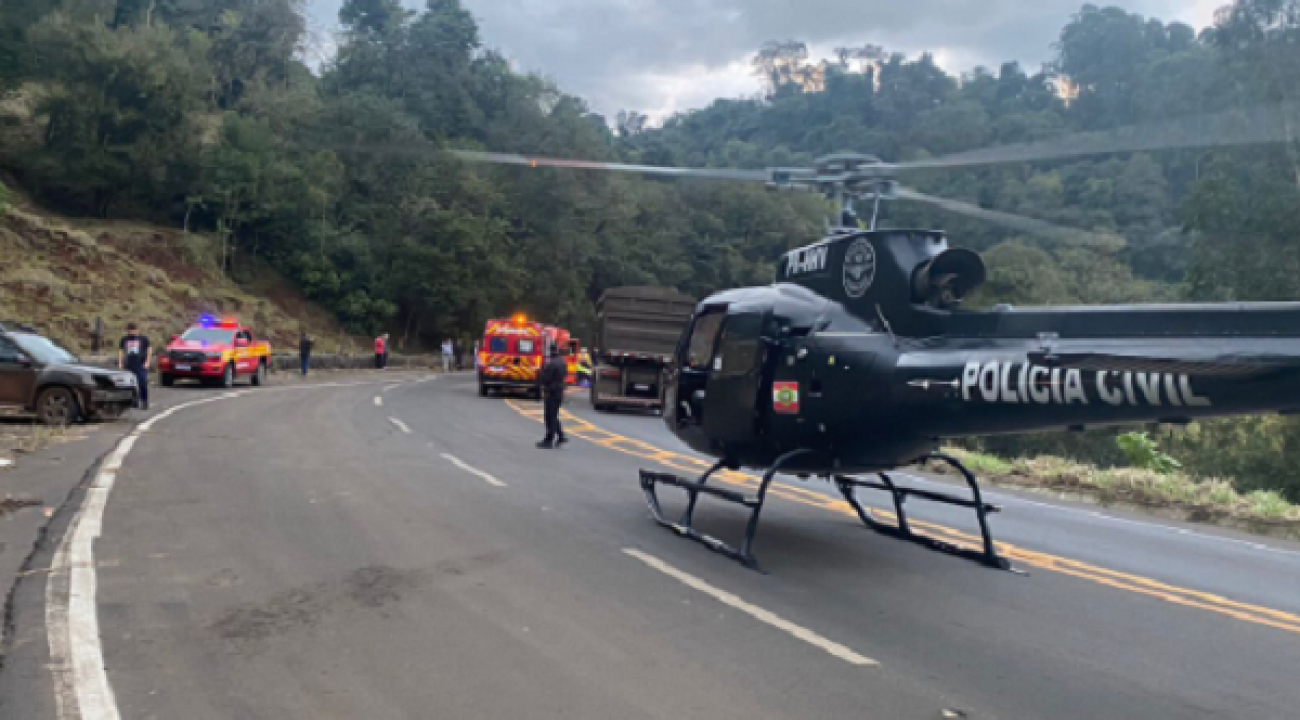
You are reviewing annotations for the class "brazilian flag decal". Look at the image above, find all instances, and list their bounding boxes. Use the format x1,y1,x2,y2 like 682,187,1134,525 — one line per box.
773,381,800,414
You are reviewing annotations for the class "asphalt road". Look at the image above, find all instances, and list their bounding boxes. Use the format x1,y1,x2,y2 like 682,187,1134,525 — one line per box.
4,373,1300,719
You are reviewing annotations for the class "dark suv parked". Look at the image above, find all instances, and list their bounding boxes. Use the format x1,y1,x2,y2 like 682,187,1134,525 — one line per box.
0,322,138,424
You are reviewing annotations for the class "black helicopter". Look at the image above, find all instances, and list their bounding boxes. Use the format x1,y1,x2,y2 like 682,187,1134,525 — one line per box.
451,114,1300,573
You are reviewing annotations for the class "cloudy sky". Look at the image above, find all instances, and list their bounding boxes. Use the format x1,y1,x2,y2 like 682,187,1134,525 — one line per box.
305,0,1223,122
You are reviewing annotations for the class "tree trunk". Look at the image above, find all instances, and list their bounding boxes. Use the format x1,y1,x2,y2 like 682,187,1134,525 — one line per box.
403,309,417,348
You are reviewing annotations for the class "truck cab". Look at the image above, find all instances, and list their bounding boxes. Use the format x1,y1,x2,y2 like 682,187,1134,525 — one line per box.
158,316,271,388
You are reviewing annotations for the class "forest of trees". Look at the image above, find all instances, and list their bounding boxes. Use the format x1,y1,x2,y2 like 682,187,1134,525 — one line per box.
3,0,1300,498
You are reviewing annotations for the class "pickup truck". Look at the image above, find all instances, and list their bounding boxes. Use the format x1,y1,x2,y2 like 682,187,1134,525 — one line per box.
158,316,271,388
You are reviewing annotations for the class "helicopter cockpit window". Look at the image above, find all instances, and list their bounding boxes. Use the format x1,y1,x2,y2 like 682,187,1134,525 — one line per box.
685,312,725,370
718,315,763,377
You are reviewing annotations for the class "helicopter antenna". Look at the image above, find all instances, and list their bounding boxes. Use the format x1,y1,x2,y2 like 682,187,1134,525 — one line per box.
875,304,898,348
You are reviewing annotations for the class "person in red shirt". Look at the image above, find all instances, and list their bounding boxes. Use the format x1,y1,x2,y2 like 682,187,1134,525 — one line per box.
374,334,387,369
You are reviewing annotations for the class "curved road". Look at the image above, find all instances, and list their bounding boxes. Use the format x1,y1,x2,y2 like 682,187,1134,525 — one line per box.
4,374,1300,718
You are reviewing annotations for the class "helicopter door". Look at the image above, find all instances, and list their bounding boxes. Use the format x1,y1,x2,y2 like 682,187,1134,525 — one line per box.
671,308,726,430
703,312,768,445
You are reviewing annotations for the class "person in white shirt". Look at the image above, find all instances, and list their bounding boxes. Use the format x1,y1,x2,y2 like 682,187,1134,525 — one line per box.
441,338,454,373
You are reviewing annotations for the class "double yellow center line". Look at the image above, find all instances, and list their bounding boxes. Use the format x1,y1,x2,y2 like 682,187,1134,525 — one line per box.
505,399,1300,637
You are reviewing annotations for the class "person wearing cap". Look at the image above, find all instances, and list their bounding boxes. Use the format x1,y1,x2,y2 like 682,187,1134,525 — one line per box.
536,343,569,449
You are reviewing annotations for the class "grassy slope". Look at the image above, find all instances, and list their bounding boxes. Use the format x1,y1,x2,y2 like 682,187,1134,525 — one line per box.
0,193,357,354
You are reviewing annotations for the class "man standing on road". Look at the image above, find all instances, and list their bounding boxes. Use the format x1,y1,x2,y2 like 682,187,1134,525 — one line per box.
117,323,152,411
299,333,314,377
374,333,386,370
441,337,454,373
536,345,569,449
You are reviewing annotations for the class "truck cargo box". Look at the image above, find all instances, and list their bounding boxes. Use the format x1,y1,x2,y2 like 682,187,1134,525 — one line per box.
591,287,695,412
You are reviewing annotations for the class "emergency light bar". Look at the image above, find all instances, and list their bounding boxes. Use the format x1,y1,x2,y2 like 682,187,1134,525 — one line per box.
197,315,239,329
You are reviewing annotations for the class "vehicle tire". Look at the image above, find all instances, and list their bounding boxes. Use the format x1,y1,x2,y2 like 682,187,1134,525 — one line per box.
36,387,79,426
160,373,175,387
251,361,266,387
221,363,235,389
478,381,488,397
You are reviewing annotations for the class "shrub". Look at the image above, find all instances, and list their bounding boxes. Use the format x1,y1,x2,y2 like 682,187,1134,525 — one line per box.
1116,432,1181,475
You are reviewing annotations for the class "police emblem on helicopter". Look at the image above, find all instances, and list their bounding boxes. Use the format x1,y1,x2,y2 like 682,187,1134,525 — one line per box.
843,238,876,298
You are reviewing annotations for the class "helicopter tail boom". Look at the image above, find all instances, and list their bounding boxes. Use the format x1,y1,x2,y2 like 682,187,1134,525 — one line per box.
900,339,1300,442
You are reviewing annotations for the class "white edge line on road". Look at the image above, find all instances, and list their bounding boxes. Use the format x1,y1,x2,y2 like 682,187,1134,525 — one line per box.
374,396,383,407
441,453,507,487
47,393,234,720
622,549,878,668
388,417,411,434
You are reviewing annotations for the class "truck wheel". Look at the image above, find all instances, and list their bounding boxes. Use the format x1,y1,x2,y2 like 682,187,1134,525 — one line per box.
221,363,235,388
160,374,175,387
36,387,79,426
252,361,266,387
478,381,488,397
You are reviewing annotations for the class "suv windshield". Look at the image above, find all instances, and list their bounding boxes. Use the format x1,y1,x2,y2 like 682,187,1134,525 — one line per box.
10,333,78,364
182,328,236,346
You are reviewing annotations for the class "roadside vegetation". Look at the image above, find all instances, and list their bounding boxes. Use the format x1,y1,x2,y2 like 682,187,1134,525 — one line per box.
927,431,1300,530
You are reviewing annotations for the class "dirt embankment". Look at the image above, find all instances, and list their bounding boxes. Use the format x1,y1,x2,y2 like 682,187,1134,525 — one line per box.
0,195,356,353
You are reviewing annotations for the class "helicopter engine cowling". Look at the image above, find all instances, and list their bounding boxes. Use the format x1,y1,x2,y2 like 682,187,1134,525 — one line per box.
912,248,986,310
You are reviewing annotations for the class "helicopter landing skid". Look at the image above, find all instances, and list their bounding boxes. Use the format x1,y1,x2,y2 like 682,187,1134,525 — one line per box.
639,450,815,572
833,453,1016,572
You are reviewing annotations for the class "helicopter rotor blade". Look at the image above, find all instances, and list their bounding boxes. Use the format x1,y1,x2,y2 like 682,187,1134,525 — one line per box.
449,150,775,183
897,105,1296,171
895,187,1122,245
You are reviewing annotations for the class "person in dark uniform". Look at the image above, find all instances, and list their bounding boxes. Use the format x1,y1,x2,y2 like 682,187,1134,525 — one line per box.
117,323,152,410
536,345,569,449
299,333,314,377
